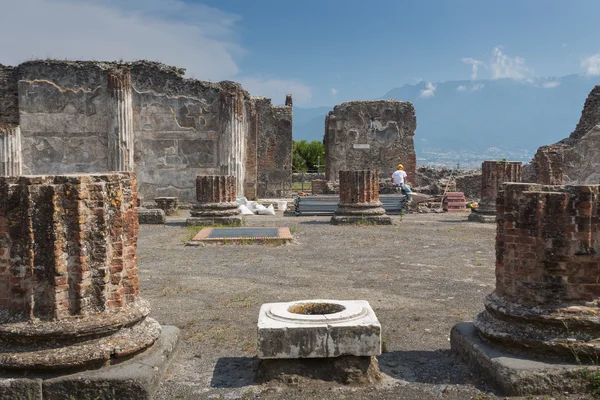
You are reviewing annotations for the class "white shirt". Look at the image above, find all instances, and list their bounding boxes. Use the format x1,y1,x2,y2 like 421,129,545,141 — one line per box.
392,170,407,185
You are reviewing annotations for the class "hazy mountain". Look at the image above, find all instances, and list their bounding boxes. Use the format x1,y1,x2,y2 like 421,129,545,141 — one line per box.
293,74,600,165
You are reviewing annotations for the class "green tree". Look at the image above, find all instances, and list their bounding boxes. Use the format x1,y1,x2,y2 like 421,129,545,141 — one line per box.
292,140,325,172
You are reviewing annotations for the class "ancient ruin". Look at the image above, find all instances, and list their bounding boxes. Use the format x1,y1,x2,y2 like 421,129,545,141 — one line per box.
331,170,392,225
468,160,522,222
0,172,178,398
187,175,242,226
452,183,600,394
0,60,292,200
526,85,600,185
155,196,179,216
324,100,416,183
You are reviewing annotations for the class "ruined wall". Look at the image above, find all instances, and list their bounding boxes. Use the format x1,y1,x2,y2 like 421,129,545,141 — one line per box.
528,86,600,185
0,60,291,201
325,100,416,183
250,97,292,198
414,166,482,199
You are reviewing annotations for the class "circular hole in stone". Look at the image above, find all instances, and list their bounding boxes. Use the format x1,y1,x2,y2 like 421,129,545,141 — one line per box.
288,302,346,315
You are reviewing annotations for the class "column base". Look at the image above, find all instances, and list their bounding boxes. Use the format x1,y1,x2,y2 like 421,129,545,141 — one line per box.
0,325,179,400
451,322,597,396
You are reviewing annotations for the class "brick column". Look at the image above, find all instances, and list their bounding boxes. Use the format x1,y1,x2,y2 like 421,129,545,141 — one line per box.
187,175,241,226
0,124,22,177
473,183,600,359
331,170,391,225
107,68,134,172
469,160,522,223
0,172,160,370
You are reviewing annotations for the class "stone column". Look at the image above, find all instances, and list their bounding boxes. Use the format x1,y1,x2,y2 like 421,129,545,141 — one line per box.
187,175,242,226
0,172,163,370
0,124,22,177
460,183,600,359
468,160,522,223
107,68,134,172
331,170,391,225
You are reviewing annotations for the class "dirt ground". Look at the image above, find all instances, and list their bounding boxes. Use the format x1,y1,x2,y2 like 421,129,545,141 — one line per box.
138,212,592,400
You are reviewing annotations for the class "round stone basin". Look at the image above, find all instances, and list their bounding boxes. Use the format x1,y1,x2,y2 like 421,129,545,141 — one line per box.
266,299,368,324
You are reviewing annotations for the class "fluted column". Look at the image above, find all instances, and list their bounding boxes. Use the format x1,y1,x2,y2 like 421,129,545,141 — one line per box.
469,160,522,223
107,69,134,172
0,125,22,177
331,170,391,225
0,172,160,370
187,175,241,226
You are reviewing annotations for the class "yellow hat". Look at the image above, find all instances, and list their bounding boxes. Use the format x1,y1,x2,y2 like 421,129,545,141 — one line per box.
397,164,404,170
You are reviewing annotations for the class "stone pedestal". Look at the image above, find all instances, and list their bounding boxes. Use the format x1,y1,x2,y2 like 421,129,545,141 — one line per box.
311,179,328,195
453,183,600,395
469,160,522,223
0,124,22,177
154,197,179,216
187,175,241,226
331,170,391,225
107,68,134,172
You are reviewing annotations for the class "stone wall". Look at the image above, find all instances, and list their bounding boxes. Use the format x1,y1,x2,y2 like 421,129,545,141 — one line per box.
324,100,416,183
0,60,292,201
414,166,482,199
528,85,600,185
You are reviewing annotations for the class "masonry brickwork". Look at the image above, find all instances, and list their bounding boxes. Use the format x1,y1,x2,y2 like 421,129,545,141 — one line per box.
325,100,416,184
0,60,292,201
0,172,160,370
469,161,521,222
188,175,241,226
473,183,600,359
331,170,391,225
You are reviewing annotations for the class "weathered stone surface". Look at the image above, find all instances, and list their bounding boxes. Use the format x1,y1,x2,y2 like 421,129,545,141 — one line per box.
474,183,600,360
0,125,22,176
0,172,160,370
528,86,600,185
257,300,381,359
468,161,521,222
1,60,292,201
258,355,381,385
451,322,600,396
0,325,180,400
325,100,416,184
331,170,391,225
414,166,482,199
155,196,179,216
138,208,166,224
188,175,241,226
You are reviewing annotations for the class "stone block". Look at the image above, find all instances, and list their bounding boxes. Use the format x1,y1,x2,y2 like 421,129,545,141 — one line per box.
451,322,598,396
257,300,381,359
138,208,166,224
186,216,242,227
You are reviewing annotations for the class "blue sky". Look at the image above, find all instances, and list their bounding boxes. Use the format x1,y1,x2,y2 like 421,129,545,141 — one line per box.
1,0,600,106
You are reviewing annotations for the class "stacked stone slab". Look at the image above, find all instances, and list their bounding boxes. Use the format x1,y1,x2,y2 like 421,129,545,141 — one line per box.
469,161,522,223
452,183,600,394
0,172,165,370
443,192,466,212
187,175,242,226
331,170,391,225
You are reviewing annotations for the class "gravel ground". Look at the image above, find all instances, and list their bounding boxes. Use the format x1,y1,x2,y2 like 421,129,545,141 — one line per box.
138,211,592,400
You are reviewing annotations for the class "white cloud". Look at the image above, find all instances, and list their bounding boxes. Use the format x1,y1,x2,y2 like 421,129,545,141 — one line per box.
239,77,312,105
418,82,436,98
331,88,338,96
456,85,467,92
542,81,561,89
470,83,484,92
490,46,532,80
461,57,484,80
582,54,600,76
0,0,312,104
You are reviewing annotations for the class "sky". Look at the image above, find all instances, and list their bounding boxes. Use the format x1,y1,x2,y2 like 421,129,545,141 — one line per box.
1,0,600,107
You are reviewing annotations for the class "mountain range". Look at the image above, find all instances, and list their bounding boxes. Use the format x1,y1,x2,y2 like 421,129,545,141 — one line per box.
293,75,600,166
